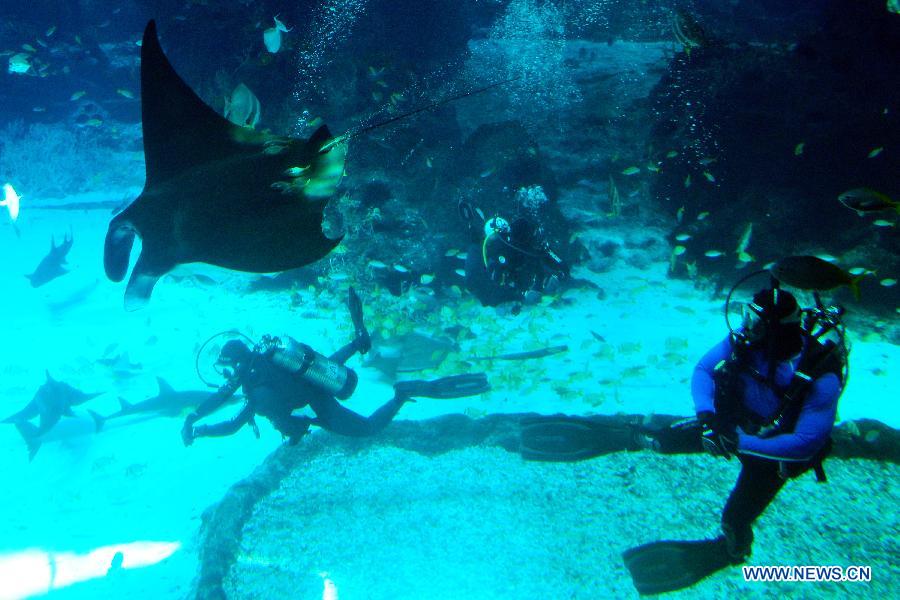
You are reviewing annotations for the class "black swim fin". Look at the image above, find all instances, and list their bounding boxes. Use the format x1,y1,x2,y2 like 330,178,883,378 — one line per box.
622,537,733,595
394,373,490,399
348,287,371,354
520,415,642,462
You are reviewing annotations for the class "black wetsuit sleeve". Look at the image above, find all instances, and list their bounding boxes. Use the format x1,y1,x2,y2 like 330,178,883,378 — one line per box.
195,402,254,438
192,377,241,420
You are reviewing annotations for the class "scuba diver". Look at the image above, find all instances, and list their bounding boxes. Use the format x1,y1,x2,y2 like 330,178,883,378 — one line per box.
459,201,568,308
517,269,849,594
181,288,490,446
621,280,848,594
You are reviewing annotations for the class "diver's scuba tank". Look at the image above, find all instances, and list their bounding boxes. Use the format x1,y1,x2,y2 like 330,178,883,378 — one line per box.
269,337,358,400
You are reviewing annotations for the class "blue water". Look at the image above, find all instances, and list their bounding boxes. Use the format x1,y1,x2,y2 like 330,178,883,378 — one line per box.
1,1,898,598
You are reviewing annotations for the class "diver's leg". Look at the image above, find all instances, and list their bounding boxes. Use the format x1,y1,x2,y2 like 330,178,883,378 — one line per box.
309,394,405,437
327,289,371,364
721,456,785,561
328,341,359,365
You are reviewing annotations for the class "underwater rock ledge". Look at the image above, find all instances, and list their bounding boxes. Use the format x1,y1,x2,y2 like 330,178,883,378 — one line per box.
193,413,898,599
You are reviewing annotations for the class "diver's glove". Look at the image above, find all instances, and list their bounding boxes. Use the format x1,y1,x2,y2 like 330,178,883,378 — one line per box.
698,411,738,459
181,413,199,446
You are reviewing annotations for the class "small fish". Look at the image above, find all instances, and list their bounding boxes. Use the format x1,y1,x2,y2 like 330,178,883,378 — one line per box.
328,272,349,281
371,91,383,102
456,252,468,260
590,331,606,342
46,25,57,37
270,181,292,192
420,274,435,285
675,233,691,242
867,147,883,158
479,167,495,178
872,219,894,227
1,183,22,222
673,245,687,256
699,157,717,166
676,206,684,223
425,156,432,168
284,166,308,177
666,150,679,158
368,66,385,78
8,53,32,74
22,44,37,53
273,16,292,33
84,118,103,127
684,174,691,188
646,163,661,173
75,35,82,45
817,254,838,263
880,278,897,287
263,145,287,155
444,249,459,257
737,251,754,264
621,166,640,176
393,264,409,273
368,260,387,270
454,268,466,277
736,222,753,255
702,171,716,183
794,142,805,156
697,211,709,221
838,188,899,214
70,90,87,101
116,88,135,99
375,80,389,88
771,255,860,298
704,250,724,258
848,267,876,276
473,345,568,362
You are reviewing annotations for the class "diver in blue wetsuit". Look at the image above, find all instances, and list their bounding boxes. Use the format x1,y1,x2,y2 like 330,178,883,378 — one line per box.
692,286,844,562
622,283,847,595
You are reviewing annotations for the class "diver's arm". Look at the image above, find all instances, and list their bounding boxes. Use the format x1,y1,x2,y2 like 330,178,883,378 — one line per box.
691,337,732,415
182,378,241,445
193,402,255,438
189,378,241,421
737,373,840,461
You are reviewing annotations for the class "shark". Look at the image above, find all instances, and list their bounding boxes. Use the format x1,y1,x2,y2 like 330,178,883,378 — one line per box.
26,232,73,287
2,371,102,458
104,20,347,310
13,416,98,461
89,377,214,431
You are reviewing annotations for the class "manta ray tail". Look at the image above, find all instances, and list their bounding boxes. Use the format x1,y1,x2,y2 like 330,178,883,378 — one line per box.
14,421,42,461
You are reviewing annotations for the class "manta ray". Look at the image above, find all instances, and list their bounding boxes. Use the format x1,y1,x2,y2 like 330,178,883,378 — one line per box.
104,20,346,310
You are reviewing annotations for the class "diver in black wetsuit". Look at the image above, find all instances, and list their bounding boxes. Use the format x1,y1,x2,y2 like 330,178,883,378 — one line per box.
181,288,489,446
460,202,568,307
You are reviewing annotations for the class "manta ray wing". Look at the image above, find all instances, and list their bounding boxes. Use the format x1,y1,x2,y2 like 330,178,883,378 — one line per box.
104,20,345,310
